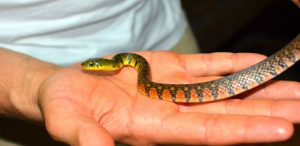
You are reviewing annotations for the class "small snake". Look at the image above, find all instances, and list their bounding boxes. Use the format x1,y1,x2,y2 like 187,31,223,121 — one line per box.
81,34,300,103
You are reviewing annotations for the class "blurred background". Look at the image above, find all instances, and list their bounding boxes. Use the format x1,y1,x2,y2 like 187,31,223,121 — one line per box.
0,0,299,146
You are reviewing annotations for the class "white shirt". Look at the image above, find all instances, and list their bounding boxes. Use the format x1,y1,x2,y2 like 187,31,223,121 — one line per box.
0,0,187,65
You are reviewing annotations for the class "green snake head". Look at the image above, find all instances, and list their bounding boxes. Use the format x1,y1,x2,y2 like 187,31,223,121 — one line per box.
81,58,122,71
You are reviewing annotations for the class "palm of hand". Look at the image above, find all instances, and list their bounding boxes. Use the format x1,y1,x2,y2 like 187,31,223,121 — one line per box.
38,51,300,146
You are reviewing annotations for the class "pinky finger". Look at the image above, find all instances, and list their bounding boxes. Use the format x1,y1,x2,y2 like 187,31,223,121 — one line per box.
148,113,293,145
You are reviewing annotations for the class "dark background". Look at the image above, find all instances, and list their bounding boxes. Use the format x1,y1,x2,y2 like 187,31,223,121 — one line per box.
0,0,299,146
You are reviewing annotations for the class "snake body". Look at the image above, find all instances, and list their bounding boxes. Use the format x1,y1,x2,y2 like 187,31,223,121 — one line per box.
81,35,300,103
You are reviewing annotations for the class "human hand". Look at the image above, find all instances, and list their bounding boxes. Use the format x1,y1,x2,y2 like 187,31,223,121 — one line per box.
37,51,300,146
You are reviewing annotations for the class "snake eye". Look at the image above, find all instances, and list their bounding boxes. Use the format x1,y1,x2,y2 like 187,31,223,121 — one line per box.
88,61,95,66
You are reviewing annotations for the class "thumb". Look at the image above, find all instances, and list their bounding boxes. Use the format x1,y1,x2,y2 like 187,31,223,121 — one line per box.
42,101,114,146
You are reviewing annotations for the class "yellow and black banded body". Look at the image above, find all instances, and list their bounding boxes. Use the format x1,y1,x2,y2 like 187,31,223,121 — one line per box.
81,34,300,103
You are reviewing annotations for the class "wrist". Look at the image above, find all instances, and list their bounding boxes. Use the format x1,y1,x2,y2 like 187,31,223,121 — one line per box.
0,48,60,121
11,61,59,121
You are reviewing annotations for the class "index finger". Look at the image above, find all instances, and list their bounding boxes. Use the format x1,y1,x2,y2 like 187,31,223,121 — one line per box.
179,52,266,77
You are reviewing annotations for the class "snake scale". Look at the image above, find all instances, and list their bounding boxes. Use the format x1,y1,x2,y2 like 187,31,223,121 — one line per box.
81,34,300,103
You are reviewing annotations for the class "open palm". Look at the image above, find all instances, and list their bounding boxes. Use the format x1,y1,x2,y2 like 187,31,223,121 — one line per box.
37,51,300,146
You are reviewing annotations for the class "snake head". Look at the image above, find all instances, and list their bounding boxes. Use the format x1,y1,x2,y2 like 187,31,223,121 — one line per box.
81,58,100,70
81,58,121,71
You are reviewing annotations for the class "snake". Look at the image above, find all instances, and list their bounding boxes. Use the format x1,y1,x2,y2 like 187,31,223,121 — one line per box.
81,34,300,103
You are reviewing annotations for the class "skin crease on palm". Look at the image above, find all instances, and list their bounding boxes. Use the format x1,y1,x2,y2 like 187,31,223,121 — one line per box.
26,50,300,146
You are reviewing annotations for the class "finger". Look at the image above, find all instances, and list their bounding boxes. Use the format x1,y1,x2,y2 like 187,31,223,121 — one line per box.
149,113,293,145
179,52,266,77
179,99,300,123
144,52,265,83
42,99,114,146
185,79,300,100
240,80,300,100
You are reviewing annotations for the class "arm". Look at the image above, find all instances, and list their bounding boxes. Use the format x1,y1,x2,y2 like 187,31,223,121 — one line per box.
0,48,58,120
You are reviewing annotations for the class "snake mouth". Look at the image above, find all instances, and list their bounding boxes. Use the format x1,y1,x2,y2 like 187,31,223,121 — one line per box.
80,62,89,69
81,65,96,71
